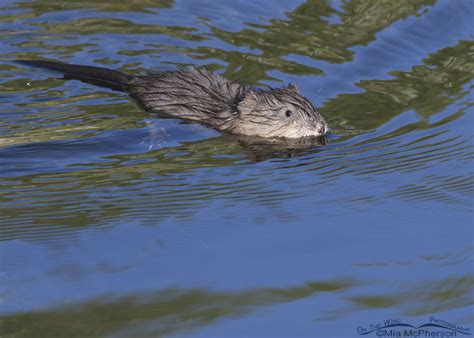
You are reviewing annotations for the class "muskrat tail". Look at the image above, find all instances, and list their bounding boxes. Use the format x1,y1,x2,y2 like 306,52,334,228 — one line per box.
17,59,132,91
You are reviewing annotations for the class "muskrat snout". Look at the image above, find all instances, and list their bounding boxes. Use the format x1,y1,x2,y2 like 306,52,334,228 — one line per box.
315,119,329,136
317,123,325,136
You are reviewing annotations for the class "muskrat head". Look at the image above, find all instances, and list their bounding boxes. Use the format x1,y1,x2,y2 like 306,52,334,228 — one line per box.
232,84,328,139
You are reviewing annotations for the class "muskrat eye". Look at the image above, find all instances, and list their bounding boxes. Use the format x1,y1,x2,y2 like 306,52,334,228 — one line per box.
285,110,293,117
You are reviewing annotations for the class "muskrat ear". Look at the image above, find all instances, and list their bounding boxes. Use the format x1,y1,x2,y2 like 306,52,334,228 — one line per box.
287,83,300,94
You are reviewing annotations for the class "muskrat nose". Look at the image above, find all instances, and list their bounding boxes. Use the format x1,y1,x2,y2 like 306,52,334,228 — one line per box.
316,122,326,135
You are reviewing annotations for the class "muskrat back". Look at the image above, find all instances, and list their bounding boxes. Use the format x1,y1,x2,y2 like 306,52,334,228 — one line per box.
17,60,328,139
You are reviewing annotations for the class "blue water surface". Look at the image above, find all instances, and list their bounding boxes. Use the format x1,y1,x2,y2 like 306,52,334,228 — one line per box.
0,0,473,337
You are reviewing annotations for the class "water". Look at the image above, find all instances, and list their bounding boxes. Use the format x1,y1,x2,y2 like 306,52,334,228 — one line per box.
0,0,473,337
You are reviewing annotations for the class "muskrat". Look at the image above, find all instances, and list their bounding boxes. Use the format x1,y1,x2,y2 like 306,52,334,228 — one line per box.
17,60,328,139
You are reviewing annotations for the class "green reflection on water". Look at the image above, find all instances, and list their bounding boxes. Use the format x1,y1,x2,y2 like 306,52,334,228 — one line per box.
1,0,438,79
197,0,436,81
325,40,474,136
35,18,205,41
6,0,174,17
347,275,474,316
0,279,355,338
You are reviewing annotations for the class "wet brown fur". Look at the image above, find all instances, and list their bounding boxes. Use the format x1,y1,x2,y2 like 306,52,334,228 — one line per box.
18,60,328,139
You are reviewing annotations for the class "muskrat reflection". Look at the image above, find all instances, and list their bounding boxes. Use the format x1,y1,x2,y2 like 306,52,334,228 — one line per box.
140,122,327,163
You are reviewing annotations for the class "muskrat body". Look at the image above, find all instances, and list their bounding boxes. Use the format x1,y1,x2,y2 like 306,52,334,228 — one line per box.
18,60,328,139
